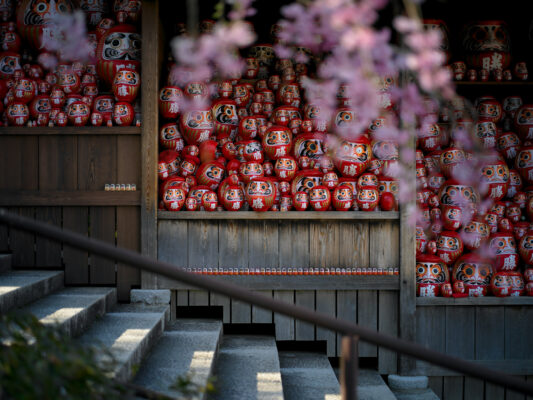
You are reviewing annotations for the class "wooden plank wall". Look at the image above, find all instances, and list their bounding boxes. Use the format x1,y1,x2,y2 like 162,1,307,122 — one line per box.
158,218,400,373
0,134,141,301
417,306,533,400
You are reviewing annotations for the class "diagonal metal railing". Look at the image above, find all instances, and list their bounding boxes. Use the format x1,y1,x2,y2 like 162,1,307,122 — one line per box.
1,207,533,399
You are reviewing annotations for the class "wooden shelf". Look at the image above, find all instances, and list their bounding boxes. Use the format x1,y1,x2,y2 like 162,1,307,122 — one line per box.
157,274,400,290
0,191,141,206
158,210,400,220
416,296,533,306
0,126,141,135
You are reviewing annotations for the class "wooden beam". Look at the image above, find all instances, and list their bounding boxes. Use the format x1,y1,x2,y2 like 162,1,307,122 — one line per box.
416,297,533,307
0,191,141,206
155,275,400,291
141,0,160,288
0,127,141,135
158,210,400,220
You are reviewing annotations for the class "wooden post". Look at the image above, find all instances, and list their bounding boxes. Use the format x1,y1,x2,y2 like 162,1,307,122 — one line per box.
141,0,160,288
340,335,359,400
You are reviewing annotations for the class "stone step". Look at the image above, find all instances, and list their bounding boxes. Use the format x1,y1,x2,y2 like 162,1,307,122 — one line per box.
21,287,117,337
358,370,398,400
133,319,223,399
0,270,64,314
0,253,12,273
77,304,169,382
209,335,284,400
279,351,340,400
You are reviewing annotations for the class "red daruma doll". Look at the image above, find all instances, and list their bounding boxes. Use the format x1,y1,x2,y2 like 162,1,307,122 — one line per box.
159,86,182,119
246,178,276,212
112,68,140,102
113,102,134,126
309,185,331,211
333,185,353,211
67,101,91,126
416,254,450,297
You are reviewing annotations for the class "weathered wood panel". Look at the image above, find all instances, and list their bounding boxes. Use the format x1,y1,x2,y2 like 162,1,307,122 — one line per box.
89,206,116,285
117,206,141,301
252,290,273,323
35,207,62,267
316,290,336,357
189,290,209,306
248,221,278,268
10,207,35,267
219,221,247,267
279,221,309,267
310,222,339,267
295,290,315,340
231,299,251,323
274,290,294,340
63,207,89,284
463,377,483,400
339,221,369,267
188,221,218,267
378,290,398,374
443,376,463,400
337,290,357,356
358,290,378,357
210,292,231,323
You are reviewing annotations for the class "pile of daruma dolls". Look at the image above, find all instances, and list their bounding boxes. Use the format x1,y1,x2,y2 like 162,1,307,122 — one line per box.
416,93,533,297
157,21,400,216
0,0,142,127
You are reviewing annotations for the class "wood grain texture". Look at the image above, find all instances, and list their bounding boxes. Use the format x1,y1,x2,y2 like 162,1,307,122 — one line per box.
117,206,141,302
274,290,294,340
445,306,475,359
378,290,398,374
231,299,251,323
505,307,533,360
336,290,357,356
189,290,209,305
316,290,336,357
476,307,504,360
10,207,35,267
279,221,309,267
158,220,188,267
486,382,505,400
248,221,278,268
357,290,378,357
369,221,399,267
339,221,369,267
295,290,315,340
443,376,463,400
35,207,62,267
140,0,160,289
38,135,77,190
219,221,247,267
158,210,400,220
176,290,188,306
310,221,340,268
0,191,141,206
252,290,273,323
188,221,218,267
89,206,116,285
63,207,89,284
0,136,38,190
463,377,484,400
0,127,141,135
77,135,117,190
210,292,230,323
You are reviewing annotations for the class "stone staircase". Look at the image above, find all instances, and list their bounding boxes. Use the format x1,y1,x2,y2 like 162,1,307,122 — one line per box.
0,252,398,400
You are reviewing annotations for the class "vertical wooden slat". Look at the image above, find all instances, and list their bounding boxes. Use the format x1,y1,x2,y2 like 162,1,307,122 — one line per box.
248,221,278,268
158,220,188,267
10,207,35,267
357,290,378,357
476,307,504,360
37,135,77,268
274,290,294,340
336,290,357,357
443,377,464,400
218,221,247,267
89,206,116,284
415,307,445,371
170,290,177,321
0,136,38,190
316,290,336,357
116,207,141,301
141,0,161,288
339,221,369,267
116,136,141,301
252,290,273,323
378,290,398,374
35,207,62,267
428,377,443,399
463,377,484,400
369,221,399,268
506,376,527,400
188,221,218,267
176,290,188,306
310,221,339,268
63,207,89,284
189,290,209,305
446,306,475,359
295,291,315,340
486,383,505,400
279,221,309,267
231,299,251,323
505,307,533,360
210,292,230,323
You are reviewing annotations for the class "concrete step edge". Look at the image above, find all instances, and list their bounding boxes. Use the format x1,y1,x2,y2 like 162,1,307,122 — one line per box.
0,270,64,314
21,287,117,337
357,370,397,400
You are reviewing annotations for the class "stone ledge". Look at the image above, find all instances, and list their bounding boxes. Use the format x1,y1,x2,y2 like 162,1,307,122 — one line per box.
130,289,171,305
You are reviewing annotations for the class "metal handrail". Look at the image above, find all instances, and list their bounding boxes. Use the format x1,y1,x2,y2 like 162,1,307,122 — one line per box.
1,208,532,397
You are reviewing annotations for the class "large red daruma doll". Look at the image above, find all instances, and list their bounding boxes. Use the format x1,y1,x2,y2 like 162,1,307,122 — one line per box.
16,0,75,50
96,24,141,86
245,177,277,212
333,136,373,178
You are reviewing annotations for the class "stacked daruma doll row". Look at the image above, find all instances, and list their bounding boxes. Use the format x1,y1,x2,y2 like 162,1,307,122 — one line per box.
0,0,142,127
416,93,533,297
157,21,400,213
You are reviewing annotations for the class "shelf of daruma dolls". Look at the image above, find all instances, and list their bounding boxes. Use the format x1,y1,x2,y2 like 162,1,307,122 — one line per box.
158,210,400,220
416,296,533,306
454,81,533,87
0,126,142,135
157,272,400,290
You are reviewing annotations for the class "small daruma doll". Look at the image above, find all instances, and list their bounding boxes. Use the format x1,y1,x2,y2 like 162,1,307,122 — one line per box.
246,178,277,212
163,187,187,211
461,216,490,250
488,232,518,271
159,86,182,119
334,136,373,178
262,126,293,159
356,187,379,211
6,102,29,126
309,185,331,211
293,191,309,211
452,253,493,297
436,230,464,265
67,101,91,126
416,254,449,297
113,102,134,126
274,156,297,181
333,185,353,211
220,184,244,211
519,232,533,265
180,108,214,145
196,161,225,191
112,68,140,102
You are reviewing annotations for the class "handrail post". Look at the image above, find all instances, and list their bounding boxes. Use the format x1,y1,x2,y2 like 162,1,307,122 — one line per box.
340,335,359,400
